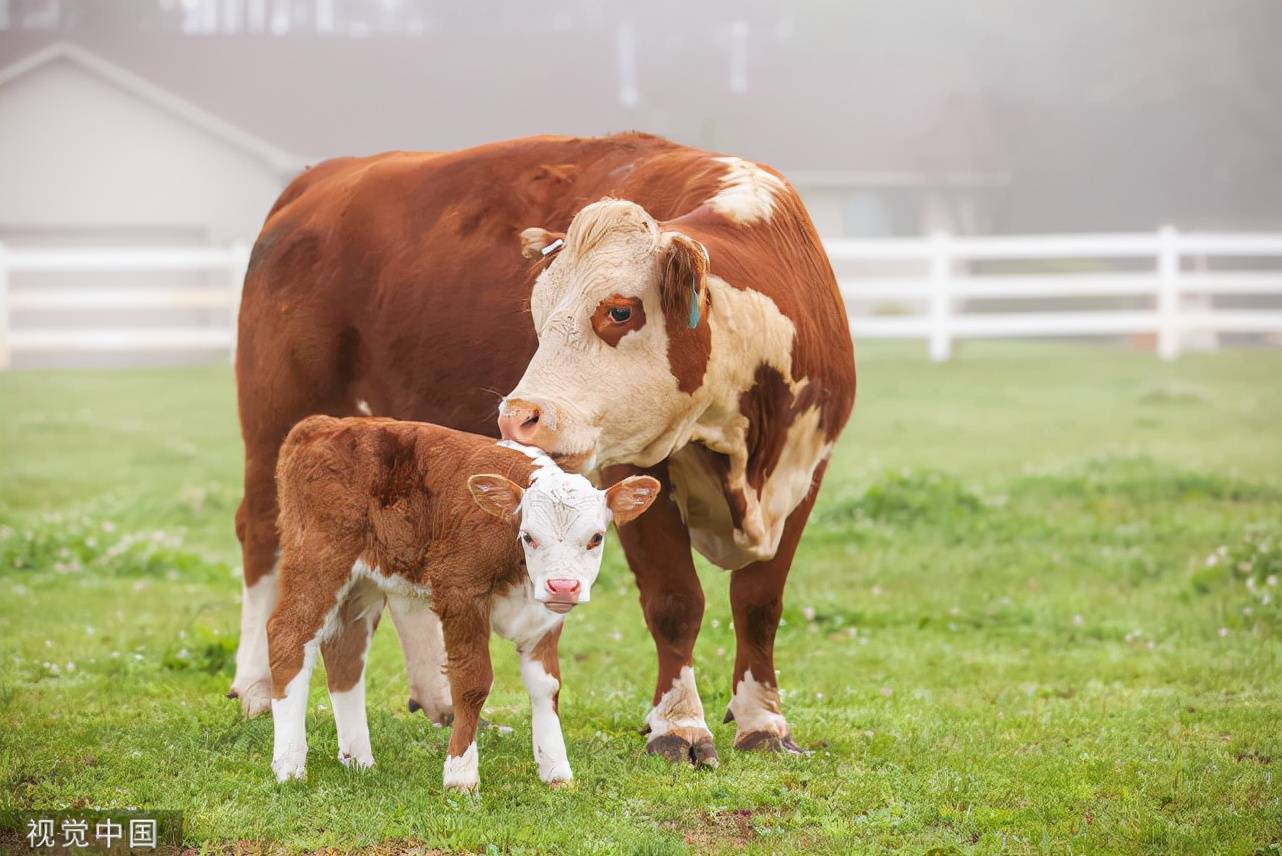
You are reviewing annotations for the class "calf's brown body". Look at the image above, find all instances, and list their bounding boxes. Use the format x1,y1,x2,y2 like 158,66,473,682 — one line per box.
269,416,539,778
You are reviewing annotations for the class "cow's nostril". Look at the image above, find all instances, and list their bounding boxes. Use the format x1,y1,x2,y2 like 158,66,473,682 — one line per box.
522,413,539,428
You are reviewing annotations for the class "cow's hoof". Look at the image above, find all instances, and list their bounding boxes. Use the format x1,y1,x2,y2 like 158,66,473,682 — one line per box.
234,680,272,719
646,730,720,768
478,718,512,735
338,751,375,770
733,730,808,755
408,697,454,727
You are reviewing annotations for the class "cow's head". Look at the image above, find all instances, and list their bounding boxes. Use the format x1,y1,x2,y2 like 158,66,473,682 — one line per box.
468,467,660,612
499,199,710,472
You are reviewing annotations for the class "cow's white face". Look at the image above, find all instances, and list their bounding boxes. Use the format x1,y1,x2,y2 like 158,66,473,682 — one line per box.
498,199,710,473
468,467,659,612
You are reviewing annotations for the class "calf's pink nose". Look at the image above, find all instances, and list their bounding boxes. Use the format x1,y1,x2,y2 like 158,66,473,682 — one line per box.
546,578,581,600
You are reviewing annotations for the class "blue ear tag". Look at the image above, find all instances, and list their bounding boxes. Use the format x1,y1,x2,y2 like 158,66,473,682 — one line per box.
688,284,701,329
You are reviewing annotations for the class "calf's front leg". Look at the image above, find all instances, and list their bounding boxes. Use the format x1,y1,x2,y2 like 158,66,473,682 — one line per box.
519,625,571,785
440,605,494,792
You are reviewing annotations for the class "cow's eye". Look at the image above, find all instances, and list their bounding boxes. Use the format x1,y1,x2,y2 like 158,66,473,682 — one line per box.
521,532,537,548
587,532,604,549
607,307,632,324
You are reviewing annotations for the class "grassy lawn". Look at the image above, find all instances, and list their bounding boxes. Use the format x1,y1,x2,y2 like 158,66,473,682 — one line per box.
1,342,1280,855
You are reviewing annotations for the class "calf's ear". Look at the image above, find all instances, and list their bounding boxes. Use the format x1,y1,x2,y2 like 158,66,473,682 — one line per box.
520,227,566,259
657,230,709,329
605,475,662,525
468,474,525,520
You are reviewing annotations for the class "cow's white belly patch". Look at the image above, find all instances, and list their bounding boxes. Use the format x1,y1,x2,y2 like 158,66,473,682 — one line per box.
668,275,832,569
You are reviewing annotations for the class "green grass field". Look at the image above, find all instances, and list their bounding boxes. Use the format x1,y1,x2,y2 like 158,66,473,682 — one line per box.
1,343,1280,855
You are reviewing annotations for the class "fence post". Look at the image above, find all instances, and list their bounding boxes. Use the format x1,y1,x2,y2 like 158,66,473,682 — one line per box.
1157,225,1180,361
0,242,9,371
227,240,251,365
928,231,953,362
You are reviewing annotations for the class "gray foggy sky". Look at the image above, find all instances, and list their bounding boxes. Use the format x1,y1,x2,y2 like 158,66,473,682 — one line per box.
1,0,1279,231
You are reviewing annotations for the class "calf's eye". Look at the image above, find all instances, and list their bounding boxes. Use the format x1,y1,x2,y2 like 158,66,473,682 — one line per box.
521,532,537,548
607,307,632,324
587,532,604,549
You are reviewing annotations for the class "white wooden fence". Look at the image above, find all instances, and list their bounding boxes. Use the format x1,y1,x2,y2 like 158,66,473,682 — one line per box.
0,242,251,369
1,229,1281,367
829,228,1282,361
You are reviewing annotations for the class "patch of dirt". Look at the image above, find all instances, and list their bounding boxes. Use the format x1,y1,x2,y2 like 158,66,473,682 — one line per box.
666,808,759,850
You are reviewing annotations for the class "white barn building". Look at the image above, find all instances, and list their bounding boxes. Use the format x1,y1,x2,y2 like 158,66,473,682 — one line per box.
0,42,302,367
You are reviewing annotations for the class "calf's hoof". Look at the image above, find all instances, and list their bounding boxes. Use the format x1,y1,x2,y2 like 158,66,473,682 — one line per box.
231,680,273,719
538,761,573,786
272,752,307,783
646,729,719,768
733,729,807,755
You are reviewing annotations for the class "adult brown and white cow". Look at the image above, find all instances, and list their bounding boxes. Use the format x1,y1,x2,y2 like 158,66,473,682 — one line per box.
232,132,856,766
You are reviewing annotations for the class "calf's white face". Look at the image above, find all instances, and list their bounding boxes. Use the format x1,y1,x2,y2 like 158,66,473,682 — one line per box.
468,468,659,612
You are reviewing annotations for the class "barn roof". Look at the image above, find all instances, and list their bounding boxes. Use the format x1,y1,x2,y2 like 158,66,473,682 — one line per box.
0,41,306,176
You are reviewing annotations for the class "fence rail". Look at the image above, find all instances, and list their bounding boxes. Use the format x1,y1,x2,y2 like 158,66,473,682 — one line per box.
0,242,250,368
1,228,1281,367
830,228,1282,361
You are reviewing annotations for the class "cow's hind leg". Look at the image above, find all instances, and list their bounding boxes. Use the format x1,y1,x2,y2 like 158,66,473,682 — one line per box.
607,463,718,768
726,463,826,753
388,595,453,726
230,462,280,717
322,577,383,770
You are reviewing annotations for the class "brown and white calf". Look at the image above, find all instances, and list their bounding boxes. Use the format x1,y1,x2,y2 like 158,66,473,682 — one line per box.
267,415,659,790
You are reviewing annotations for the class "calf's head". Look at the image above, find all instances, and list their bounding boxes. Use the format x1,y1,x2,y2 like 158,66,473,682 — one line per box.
499,199,710,472
467,468,660,612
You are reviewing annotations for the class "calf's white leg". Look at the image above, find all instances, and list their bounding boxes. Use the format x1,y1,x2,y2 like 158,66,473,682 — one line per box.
330,680,372,769
271,639,318,782
322,583,382,770
520,647,571,785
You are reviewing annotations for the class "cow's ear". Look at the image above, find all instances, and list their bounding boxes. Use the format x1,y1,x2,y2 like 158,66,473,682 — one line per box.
605,475,661,525
657,230,709,329
520,227,566,259
468,474,525,520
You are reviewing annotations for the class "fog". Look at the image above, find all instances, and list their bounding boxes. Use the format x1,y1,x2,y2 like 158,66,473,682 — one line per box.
2,0,1280,233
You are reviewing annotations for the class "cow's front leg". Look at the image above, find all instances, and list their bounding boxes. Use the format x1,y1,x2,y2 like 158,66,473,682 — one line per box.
388,594,454,726
606,464,718,768
439,603,493,792
726,464,826,753
519,625,572,785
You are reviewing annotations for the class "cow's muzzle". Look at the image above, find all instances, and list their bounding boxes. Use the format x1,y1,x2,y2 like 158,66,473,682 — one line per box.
498,397,595,473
